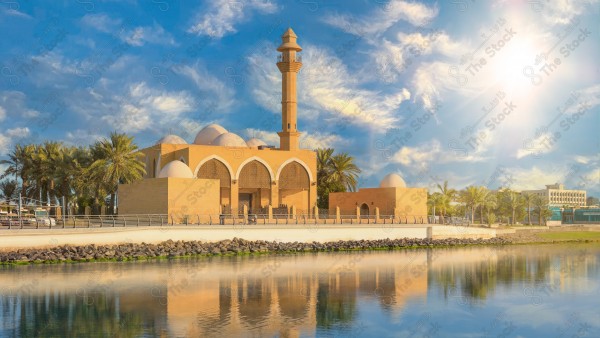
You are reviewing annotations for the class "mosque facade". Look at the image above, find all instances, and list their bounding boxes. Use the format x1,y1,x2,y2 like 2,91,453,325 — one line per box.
118,28,317,220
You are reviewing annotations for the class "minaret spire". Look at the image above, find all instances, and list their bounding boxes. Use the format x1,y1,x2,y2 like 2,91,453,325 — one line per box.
276,27,302,151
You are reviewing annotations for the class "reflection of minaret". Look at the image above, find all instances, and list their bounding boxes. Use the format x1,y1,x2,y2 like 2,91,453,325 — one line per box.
277,28,302,151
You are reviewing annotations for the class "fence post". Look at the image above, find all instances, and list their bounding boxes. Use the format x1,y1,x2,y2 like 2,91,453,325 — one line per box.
170,214,174,225
148,214,151,226
112,216,116,227
160,215,163,227
137,215,140,227
87,216,90,228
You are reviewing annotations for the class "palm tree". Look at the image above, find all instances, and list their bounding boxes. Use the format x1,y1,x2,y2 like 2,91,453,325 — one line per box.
481,192,497,226
428,192,444,223
521,192,535,225
34,141,63,205
328,153,361,192
88,132,146,214
316,148,334,185
436,180,456,222
0,180,18,211
504,190,524,225
0,144,36,197
459,186,482,224
532,195,552,225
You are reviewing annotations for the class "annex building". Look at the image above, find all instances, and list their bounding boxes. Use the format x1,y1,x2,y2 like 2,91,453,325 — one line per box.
118,28,317,221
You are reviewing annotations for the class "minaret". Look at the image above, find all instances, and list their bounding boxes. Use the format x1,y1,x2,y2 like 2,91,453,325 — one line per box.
277,28,302,151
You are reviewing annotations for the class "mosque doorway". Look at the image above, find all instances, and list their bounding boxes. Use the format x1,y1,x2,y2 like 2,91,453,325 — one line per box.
238,160,272,213
360,203,369,217
239,193,252,212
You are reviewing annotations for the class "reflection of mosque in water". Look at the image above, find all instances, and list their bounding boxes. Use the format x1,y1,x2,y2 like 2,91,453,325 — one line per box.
0,251,430,337
0,245,598,337
165,251,429,337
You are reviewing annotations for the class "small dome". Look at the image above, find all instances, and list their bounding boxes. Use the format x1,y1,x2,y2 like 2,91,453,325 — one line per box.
246,138,267,148
194,124,227,145
379,173,406,188
155,134,187,145
158,160,194,178
212,132,248,147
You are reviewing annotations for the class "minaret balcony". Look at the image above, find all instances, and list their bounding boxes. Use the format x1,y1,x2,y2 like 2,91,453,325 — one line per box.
277,54,302,63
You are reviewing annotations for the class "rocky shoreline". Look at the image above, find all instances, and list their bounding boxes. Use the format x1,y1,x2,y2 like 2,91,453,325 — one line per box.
1,235,598,265
0,237,515,265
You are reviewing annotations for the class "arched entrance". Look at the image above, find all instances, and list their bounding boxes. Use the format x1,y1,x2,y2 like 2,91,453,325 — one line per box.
197,159,232,212
360,203,369,217
238,160,271,213
278,161,310,214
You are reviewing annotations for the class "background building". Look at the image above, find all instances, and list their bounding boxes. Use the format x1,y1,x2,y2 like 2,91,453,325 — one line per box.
522,183,586,207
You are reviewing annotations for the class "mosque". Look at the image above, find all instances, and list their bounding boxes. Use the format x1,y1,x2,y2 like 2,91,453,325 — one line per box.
118,28,317,221
118,28,426,223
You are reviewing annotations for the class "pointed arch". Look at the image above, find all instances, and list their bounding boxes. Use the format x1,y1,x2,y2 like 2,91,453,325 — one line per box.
275,158,313,182
193,155,234,180
235,156,275,181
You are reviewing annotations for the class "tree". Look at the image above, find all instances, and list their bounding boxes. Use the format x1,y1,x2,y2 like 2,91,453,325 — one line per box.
428,192,444,223
0,180,18,210
481,191,497,226
500,189,525,224
88,132,146,214
0,144,36,197
532,195,552,225
521,192,535,225
459,186,485,224
328,153,361,192
315,148,361,209
436,180,456,221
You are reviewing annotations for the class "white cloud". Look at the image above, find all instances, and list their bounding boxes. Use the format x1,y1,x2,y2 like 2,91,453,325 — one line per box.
80,13,122,33
0,134,9,155
392,139,441,166
3,9,32,19
538,0,600,25
0,91,40,119
324,0,438,37
188,0,277,38
121,24,176,46
101,82,196,133
508,166,567,191
241,128,344,149
0,128,30,155
172,62,236,114
516,132,555,159
248,43,410,129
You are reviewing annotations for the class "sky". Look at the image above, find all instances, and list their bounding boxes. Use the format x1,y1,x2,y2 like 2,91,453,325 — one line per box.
0,0,599,196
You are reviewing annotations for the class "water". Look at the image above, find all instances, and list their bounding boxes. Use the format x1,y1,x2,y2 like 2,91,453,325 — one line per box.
1,243,599,337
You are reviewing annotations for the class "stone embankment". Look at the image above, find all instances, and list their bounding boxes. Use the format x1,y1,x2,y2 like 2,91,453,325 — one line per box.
0,237,512,265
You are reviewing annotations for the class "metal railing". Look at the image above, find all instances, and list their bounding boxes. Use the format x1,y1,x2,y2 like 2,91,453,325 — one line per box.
0,213,430,229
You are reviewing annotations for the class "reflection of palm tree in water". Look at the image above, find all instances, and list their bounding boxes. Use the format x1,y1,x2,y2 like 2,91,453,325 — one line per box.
316,272,357,329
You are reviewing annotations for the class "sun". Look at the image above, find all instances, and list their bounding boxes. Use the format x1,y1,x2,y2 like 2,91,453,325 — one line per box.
489,37,540,98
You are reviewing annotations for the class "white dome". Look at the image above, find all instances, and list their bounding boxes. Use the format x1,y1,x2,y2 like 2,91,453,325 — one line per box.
379,173,406,188
212,132,248,147
155,134,187,145
158,160,194,178
246,138,267,148
194,124,227,145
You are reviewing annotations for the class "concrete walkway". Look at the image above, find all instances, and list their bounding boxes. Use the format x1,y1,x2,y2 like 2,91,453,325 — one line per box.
0,224,498,251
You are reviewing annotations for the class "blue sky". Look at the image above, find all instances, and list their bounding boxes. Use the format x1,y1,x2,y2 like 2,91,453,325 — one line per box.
0,0,599,196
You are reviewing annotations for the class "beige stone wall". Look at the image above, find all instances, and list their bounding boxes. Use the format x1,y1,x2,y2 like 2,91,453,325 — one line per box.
118,179,169,215
329,188,396,215
329,187,427,219
140,144,317,214
395,188,427,218
118,178,220,222
280,189,309,213
167,178,221,221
